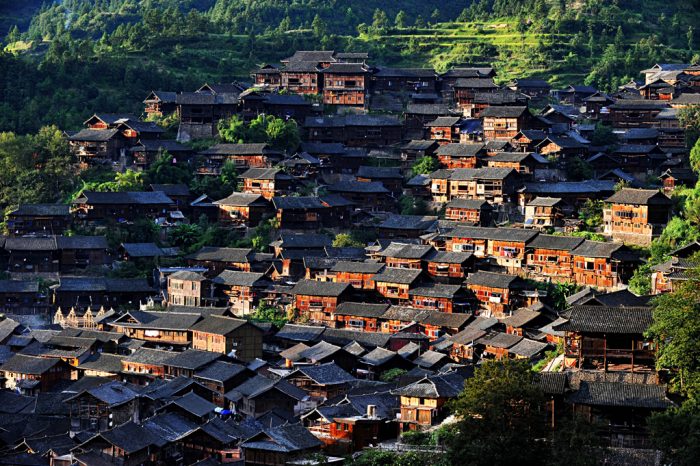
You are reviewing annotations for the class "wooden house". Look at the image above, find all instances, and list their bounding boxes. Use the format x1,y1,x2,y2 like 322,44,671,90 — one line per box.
71,191,175,223
176,90,239,141
191,316,263,361
331,261,384,289
607,100,668,129
424,250,474,282
198,143,283,172
52,277,155,311
485,151,549,176
441,226,538,271
327,180,393,212
286,362,356,403
403,103,458,132
186,246,270,275
523,197,565,229
5,204,71,236
371,67,438,93
508,79,551,98
212,270,269,315
447,167,520,204
240,424,322,466
322,63,370,107
167,271,212,307
444,198,493,225
659,167,697,192
390,373,464,431
603,189,672,246
193,361,252,407
535,136,587,159
568,381,672,449
526,234,584,281
110,311,201,348
409,284,469,314
555,305,656,373
572,240,639,289
252,64,282,87
66,381,139,433
356,166,404,195
121,348,173,384
213,192,271,228
67,128,126,168
465,271,530,318
425,116,462,144
435,143,485,169
582,92,615,119
225,374,304,420
481,106,531,140
510,130,548,152
291,280,352,326
651,241,700,294
143,90,177,116
453,78,499,108
0,280,44,314
465,90,529,119
0,353,74,394
612,144,667,172
399,140,439,165
378,305,428,334
333,302,390,332
376,242,433,269
240,168,294,200
272,196,326,230
130,139,192,169
371,268,423,302
162,349,222,379
305,114,403,147
554,84,597,105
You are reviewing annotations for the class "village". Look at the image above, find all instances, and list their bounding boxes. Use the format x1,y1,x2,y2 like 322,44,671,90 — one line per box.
0,51,698,465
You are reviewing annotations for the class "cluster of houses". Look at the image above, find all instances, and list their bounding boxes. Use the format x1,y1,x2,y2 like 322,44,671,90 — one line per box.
0,55,697,465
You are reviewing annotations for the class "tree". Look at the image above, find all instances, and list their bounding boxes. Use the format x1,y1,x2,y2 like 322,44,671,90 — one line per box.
650,404,700,466
446,359,548,466
218,115,247,143
646,260,700,394
578,199,603,230
146,153,191,185
5,25,20,45
371,9,389,34
589,123,618,146
629,263,652,295
565,156,593,181
332,233,364,248
249,303,287,328
412,156,438,176
690,137,700,174
311,14,326,39
395,10,407,29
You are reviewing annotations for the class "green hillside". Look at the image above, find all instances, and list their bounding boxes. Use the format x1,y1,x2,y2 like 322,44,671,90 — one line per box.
0,0,698,134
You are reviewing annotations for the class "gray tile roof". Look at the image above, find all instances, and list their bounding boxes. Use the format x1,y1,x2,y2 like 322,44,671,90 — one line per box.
292,362,355,385
190,316,249,335
186,246,253,263
379,215,438,232
378,242,434,259
290,279,350,297
605,188,671,205
554,305,653,334
334,302,390,318
466,271,523,289
163,349,221,370
372,267,422,285
8,204,70,217
568,381,672,409
527,234,584,251
212,270,267,287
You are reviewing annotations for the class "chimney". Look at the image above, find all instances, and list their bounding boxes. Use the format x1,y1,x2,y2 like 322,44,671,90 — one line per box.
367,404,376,418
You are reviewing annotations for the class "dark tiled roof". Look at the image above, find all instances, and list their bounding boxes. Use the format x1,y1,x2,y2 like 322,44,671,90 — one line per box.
453,78,498,88
436,143,484,157
239,167,291,180
443,226,538,243
186,246,252,263
554,306,653,334
391,373,465,398
200,143,269,155
508,338,549,358
276,233,333,248
8,204,69,217
163,349,221,370
213,270,267,287
481,106,528,118
360,347,398,366
568,381,672,409
528,234,584,251
335,302,390,318
426,250,473,263
290,279,350,297
190,316,249,335
330,261,383,274
121,242,164,257
420,311,471,328
357,166,403,179
272,196,325,210
213,193,268,207
327,180,390,194
466,271,522,289
68,128,120,142
242,423,322,452
477,331,523,348
571,241,625,258
76,191,174,205
378,242,434,259
605,188,671,205
372,267,422,285
0,353,61,374
535,372,568,395
275,324,325,342
320,328,391,348
409,284,463,299
527,196,562,207
292,362,355,385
